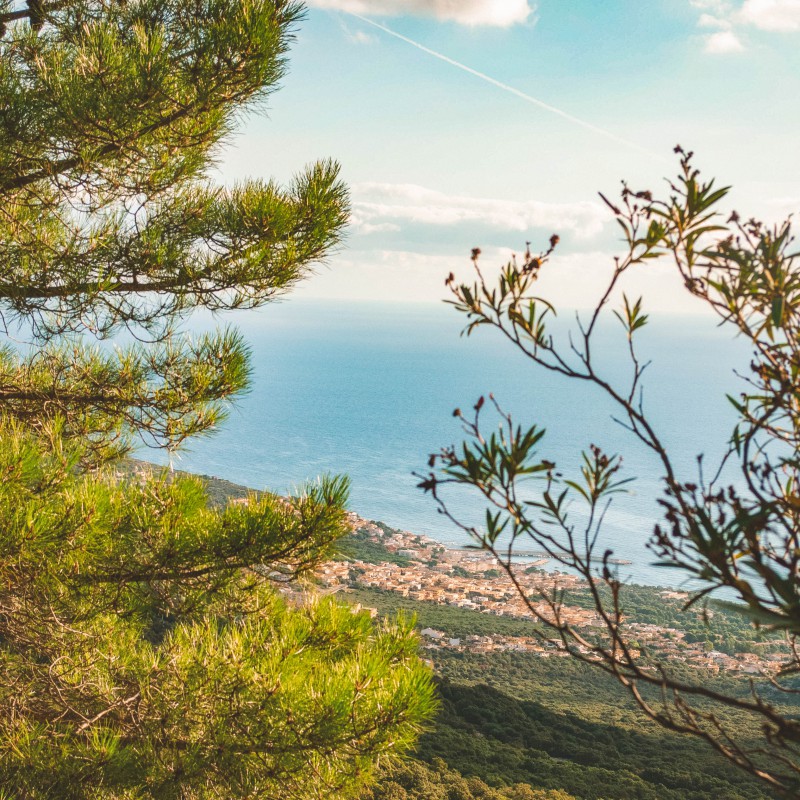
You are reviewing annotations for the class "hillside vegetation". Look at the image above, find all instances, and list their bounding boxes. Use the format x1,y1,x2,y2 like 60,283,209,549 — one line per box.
176,467,781,798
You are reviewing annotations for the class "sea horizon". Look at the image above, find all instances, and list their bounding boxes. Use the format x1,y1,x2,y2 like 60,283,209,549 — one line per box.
144,297,751,590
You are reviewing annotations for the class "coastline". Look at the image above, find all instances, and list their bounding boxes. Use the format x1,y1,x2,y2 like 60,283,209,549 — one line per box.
123,460,785,678
322,514,784,677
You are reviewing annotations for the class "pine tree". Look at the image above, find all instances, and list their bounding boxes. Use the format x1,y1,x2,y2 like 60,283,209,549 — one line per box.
0,0,348,459
0,1,435,796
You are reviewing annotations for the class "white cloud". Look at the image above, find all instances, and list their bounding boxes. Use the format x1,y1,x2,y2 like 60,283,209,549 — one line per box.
691,0,800,50
738,0,800,30
308,0,534,27
336,16,379,44
691,0,733,13
704,29,745,50
350,183,608,238
350,29,377,44
697,12,731,26
690,0,742,50
356,221,401,234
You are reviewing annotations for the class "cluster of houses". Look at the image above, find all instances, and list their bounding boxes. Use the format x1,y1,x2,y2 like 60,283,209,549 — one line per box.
313,515,787,676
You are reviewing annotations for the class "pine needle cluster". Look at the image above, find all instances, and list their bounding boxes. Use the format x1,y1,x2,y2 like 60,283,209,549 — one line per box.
0,1,436,795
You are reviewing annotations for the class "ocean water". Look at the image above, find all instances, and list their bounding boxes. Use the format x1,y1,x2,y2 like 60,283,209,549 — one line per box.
145,299,751,588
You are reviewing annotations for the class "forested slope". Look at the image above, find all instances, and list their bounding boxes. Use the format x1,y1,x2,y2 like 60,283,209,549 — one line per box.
166,467,780,799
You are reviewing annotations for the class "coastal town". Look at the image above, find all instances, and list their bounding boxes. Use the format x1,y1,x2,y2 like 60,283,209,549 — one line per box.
313,514,788,678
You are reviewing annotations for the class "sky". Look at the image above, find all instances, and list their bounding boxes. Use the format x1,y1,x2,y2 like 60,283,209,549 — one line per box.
217,0,800,312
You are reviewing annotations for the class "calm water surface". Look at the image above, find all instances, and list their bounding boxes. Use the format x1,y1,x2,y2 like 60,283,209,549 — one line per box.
146,299,751,588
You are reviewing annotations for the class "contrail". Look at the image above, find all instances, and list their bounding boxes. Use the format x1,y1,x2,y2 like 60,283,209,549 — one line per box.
349,13,663,161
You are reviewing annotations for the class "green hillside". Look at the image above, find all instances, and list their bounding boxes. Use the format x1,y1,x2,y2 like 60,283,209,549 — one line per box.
161,466,781,799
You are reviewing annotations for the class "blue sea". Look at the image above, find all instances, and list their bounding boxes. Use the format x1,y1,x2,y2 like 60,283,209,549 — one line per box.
146,299,751,589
